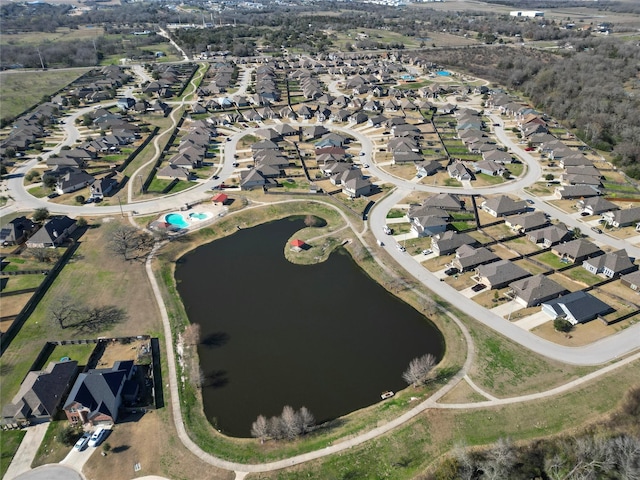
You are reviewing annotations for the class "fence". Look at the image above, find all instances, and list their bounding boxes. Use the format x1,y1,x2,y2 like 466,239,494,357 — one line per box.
0,242,79,356
141,113,186,192
116,126,159,173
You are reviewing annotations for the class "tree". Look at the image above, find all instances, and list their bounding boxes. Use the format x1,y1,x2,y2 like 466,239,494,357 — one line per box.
402,353,437,387
76,217,88,228
33,208,49,222
250,415,269,443
545,173,555,181
43,176,57,189
4,147,16,159
481,437,516,480
280,405,302,440
267,416,283,440
48,295,77,329
75,195,85,204
298,406,315,434
108,225,153,261
554,318,573,333
82,113,93,127
59,426,81,446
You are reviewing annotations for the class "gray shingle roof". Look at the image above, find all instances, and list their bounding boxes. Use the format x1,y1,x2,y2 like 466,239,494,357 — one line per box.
477,260,531,288
509,274,568,306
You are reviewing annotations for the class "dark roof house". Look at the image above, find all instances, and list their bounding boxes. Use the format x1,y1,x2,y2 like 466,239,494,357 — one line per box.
542,291,613,325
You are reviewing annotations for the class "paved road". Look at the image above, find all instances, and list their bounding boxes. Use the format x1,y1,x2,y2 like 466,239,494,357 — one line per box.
369,188,640,366
12,465,83,480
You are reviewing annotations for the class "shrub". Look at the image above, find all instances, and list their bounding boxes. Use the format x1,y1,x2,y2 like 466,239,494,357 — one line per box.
554,318,573,332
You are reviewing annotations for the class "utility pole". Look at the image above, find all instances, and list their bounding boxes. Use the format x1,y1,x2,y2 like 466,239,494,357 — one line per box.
36,48,45,70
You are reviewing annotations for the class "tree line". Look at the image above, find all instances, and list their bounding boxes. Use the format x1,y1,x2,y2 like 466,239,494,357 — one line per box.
250,405,315,442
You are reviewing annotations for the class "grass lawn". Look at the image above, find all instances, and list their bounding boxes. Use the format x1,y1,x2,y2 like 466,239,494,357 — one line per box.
386,209,406,219
508,162,525,177
0,429,25,479
32,420,81,467
0,274,44,293
0,218,161,409
0,69,90,123
27,186,51,198
564,267,603,286
533,251,568,270
475,173,505,186
43,343,96,367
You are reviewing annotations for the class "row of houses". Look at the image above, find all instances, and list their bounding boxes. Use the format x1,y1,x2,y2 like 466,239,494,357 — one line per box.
0,215,77,248
157,121,217,181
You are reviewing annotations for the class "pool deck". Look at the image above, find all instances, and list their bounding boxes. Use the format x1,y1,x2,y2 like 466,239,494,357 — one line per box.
159,203,228,233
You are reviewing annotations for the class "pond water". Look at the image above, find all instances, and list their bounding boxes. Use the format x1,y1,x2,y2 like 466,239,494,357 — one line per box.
175,218,445,437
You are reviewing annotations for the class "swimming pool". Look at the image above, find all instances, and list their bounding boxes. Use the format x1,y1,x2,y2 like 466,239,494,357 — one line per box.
436,70,451,76
189,212,208,220
165,213,189,229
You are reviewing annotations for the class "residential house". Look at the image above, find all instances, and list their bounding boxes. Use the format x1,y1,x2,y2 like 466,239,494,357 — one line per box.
505,211,548,233
475,260,531,290
342,175,372,198
541,291,613,325
431,231,476,256
474,160,505,176
2,360,78,426
26,216,77,248
157,164,192,181
452,245,500,272
0,216,37,245
89,177,117,201
508,274,568,307
621,271,640,293
528,224,572,247
63,360,136,426
602,207,640,228
582,250,637,278
416,160,442,177
240,169,277,190
555,185,601,199
483,149,513,164
448,162,473,181
577,197,619,216
408,207,450,237
552,239,603,264
481,195,528,217
303,125,329,140
421,193,465,211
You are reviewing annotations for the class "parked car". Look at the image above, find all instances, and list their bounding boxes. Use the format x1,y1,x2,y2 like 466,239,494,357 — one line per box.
444,267,459,276
580,211,590,216
363,164,370,169
396,244,406,252
524,147,535,151
88,427,107,447
232,162,239,167
422,249,432,255
383,226,392,235
526,199,534,205
472,283,487,292
359,152,366,156
74,433,91,451
591,227,602,234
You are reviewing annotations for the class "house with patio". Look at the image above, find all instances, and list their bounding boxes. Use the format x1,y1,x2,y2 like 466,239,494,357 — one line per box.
541,291,613,325
0,216,37,245
26,216,77,248
528,224,572,248
452,245,500,272
2,360,78,426
431,231,477,256
602,207,640,228
552,238,603,264
505,211,548,233
508,274,568,307
582,249,637,278
63,360,137,426
474,260,531,289
576,197,619,216
481,195,528,218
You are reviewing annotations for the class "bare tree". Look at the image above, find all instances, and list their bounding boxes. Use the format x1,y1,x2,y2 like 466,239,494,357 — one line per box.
27,247,59,263
402,353,437,387
453,442,477,480
250,415,269,443
48,295,77,329
280,405,302,440
612,435,640,480
108,225,153,261
298,406,315,434
267,416,283,440
481,437,515,480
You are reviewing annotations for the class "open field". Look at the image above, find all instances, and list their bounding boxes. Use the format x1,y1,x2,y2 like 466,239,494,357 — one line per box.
0,68,90,123
0,217,160,409
0,27,105,46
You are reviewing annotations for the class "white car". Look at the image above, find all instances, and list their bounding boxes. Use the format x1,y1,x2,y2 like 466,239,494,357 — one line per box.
88,427,107,447
74,433,90,451
396,244,406,252
422,249,432,255
363,163,370,169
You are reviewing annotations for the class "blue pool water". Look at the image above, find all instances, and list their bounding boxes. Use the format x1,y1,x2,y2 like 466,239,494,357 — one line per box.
436,70,451,76
165,213,189,229
189,212,208,220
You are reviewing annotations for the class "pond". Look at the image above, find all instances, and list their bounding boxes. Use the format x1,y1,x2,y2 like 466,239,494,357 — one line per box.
174,218,445,437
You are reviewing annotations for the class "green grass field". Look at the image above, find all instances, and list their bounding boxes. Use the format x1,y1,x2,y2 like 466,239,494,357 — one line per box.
0,69,90,123
0,429,25,478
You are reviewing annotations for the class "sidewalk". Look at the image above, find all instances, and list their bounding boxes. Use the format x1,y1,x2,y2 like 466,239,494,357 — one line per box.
4,423,48,480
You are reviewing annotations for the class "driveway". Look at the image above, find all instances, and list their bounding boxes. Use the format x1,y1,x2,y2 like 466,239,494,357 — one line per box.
3,423,48,480
514,311,552,331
